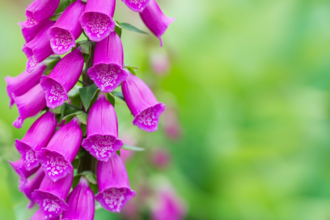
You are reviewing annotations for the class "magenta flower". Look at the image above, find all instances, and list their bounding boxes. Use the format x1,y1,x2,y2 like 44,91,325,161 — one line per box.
121,72,165,132
163,107,182,140
62,177,95,220
5,63,46,108
122,0,150,12
37,117,82,182
12,84,47,129
151,148,170,168
139,0,174,46
22,167,45,208
82,93,123,161
87,32,128,92
19,19,54,43
32,172,73,218
95,153,136,212
40,48,84,109
24,0,60,27
8,159,39,191
15,111,57,171
48,0,86,54
79,0,116,42
22,20,55,73
31,209,59,220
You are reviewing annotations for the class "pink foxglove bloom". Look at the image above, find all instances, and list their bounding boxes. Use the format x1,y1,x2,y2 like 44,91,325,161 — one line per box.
40,48,84,109
88,32,128,92
22,20,55,73
5,63,46,108
122,0,150,12
22,167,45,208
95,153,136,212
163,107,182,140
82,93,123,161
8,159,39,191
19,19,53,43
32,172,73,218
48,0,86,54
122,72,165,132
15,111,57,170
151,51,170,75
13,84,47,129
139,0,174,46
62,177,95,220
37,117,82,182
31,209,59,220
151,148,170,168
80,0,116,42
25,0,60,27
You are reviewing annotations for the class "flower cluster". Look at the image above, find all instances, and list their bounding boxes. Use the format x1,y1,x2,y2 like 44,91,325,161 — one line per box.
6,0,174,218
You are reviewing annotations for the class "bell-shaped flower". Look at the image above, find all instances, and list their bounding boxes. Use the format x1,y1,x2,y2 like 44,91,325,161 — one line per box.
5,63,46,108
22,167,45,208
122,0,150,12
15,111,57,171
40,48,84,109
121,72,165,132
24,0,60,27
31,209,59,220
87,32,128,92
22,20,55,73
79,0,116,42
48,0,86,55
12,84,47,129
62,177,95,220
37,117,82,182
82,93,123,161
32,172,73,218
95,153,136,212
19,19,54,43
139,0,174,46
8,159,39,191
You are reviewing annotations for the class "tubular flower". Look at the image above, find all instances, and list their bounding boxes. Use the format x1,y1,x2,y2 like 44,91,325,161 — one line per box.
32,172,73,218
139,0,174,47
79,0,116,42
82,93,123,161
25,0,60,27
15,111,57,171
122,0,150,12
62,177,95,220
8,159,39,191
31,209,59,220
48,0,86,55
19,19,54,43
121,72,165,132
37,117,82,182
22,20,55,73
95,153,136,213
88,32,128,92
40,48,84,109
22,167,45,208
12,84,47,129
5,63,46,108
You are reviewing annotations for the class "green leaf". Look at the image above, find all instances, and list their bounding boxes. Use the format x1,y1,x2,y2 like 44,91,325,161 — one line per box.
107,93,115,107
42,56,61,75
115,22,122,38
126,66,137,75
120,22,148,35
55,0,71,14
63,111,87,125
122,144,145,151
72,158,80,169
49,105,63,114
79,84,99,110
80,171,97,184
50,12,62,21
77,41,91,54
80,124,87,136
113,91,125,101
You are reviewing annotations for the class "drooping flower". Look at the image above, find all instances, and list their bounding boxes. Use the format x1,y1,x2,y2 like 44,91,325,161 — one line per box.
22,20,55,73
139,0,174,47
87,32,128,92
48,0,86,54
5,63,46,108
122,0,150,12
12,84,47,129
22,167,45,208
95,153,136,212
15,111,57,171
31,209,59,220
121,72,165,132
79,0,116,42
32,172,73,218
40,48,84,109
37,117,82,182
82,93,123,161
24,0,60,27
19,19,54,43
62,177,95,220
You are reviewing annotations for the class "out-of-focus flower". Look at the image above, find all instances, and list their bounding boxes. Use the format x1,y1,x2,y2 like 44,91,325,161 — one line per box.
120,132,137,162
22,167,45,208
163,107,182,140
151,51,170,75
24,0,60,27
31,209,59,220
151,148,170,168
8,159,39,191
122,0,150,12
121,201,138,220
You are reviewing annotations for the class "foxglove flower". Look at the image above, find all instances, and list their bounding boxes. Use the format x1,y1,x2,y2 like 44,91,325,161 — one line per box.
82,93,123,161
5,63,46,108
122,72,165,132
32,172,73,218
15,111,57,170
122,0,150,12
31,209,59,220
40,48,84,109
22,167,45,208
95,153,136,212
88,32,128,92
139,0,174,46
151,148,170,168
80,0,116,42
48,0,86,55
22,20,55,73
163,107,182,140
12,84,47,129
62,177,95,220
37,117,82,182
25,0,60,27
8,159,39,191
19,19,53,43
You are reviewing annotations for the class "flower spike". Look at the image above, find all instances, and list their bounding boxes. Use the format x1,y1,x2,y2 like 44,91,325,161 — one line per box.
122,0,150,12
25,0,60,27
22,167,45,209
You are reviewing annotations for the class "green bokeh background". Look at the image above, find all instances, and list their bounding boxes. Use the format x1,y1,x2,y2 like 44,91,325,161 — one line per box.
2,0,330,219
